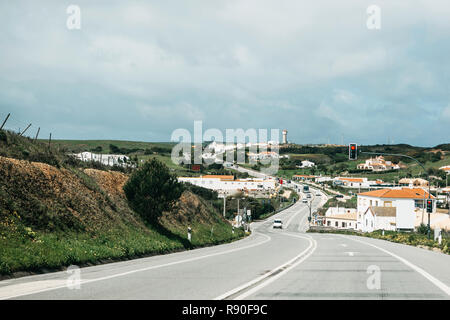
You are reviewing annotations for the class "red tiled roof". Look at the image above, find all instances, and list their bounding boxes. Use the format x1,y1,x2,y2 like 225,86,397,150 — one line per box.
201,175,234,180
358,188,434,199
339,178,364,183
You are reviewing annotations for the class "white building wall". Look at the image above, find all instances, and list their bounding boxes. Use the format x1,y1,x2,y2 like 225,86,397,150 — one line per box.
394,199,415,230
375,216,396,231
325,218,357,230
178,177,276,193
362,211,375,232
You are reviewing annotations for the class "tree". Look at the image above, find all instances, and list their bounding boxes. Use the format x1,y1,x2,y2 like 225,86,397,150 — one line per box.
123,158,184,224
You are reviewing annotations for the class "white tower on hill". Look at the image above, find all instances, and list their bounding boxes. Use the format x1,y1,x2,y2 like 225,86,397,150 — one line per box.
282,129,288,144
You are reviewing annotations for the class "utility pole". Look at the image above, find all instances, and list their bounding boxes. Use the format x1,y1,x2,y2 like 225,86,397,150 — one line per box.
223,195,227,218
0,113,10,130
48,133,52,149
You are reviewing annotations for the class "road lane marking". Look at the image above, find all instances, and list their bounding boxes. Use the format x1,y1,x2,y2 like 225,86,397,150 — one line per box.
214,233,317,300
0,233,271,300
284,204,307,229
341,236,450,296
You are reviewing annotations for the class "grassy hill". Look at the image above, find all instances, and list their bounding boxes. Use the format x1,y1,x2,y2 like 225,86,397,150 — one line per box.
48,139,175,154
0,131,244,277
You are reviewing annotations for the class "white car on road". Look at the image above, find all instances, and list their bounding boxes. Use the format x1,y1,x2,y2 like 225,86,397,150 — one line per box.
273,219,283,229
302,198,308,203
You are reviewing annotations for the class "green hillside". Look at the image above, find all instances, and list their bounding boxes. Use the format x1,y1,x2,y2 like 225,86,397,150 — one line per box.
0,130,244,277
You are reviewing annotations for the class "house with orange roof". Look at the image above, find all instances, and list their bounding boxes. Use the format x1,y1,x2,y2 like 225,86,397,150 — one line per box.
292,174,316,182
439,165,450,174
332,177,386,189
356,188,435,231
178,175,277,196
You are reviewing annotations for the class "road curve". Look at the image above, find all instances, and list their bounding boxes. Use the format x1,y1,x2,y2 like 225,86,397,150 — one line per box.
0,182,449,300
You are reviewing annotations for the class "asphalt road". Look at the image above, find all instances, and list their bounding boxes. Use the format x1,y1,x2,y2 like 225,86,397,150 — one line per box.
0,184,449,300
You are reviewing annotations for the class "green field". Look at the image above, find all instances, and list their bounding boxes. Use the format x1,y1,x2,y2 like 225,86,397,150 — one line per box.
47,139,175,154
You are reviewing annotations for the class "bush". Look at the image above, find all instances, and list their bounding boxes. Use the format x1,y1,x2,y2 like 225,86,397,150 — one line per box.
183,183,218,200
0,130,7,143
123,158,184,224
417,223,428,235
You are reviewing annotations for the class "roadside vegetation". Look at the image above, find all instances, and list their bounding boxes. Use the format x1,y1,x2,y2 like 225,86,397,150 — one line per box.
0,130,245,277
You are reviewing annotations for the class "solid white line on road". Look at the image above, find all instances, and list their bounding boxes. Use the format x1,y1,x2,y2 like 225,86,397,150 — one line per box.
214,232,317,300
341,236,450,296
234,232,317,300
0,232,271,300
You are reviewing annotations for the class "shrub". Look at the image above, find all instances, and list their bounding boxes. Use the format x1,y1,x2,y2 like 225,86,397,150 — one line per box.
183,183,218,200
0,130,7,143
417,223,428,235
123,158,184,224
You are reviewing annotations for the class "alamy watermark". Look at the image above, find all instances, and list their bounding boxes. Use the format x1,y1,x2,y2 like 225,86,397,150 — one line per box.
366,265,381,290
66,265,81,289
367,5,381,30
66,5,81,30
171,121,280,175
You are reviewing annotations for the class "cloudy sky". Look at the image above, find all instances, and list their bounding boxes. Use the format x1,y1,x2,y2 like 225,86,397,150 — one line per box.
0,0,449,146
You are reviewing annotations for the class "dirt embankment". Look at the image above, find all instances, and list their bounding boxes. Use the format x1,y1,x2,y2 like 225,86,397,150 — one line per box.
0,156,144,233
0,156,227,234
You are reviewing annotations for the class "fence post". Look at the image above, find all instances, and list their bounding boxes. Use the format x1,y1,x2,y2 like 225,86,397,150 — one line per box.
0,113,10,130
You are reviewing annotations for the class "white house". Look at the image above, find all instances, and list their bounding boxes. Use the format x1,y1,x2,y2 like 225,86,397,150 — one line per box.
178,175,277,196
72,152,132,167
398,178,429,187
333,177,386,189
356,188,435,231
323,207,357,230
361,206,397,232
357,156,400,172
439,165,450,174
247,151,279,161
298,160,315,168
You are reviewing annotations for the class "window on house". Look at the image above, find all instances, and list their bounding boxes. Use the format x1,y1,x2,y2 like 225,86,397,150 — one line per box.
335,221,338,227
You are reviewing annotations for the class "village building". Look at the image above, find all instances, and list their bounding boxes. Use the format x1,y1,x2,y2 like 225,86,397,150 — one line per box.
398,178,429,187
292,174,316,182
356,188,435,231
178,175,277,196
323,207,357,230
361,206,397,232
439,165,450,174
357,155,400,171
297,160,315,168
